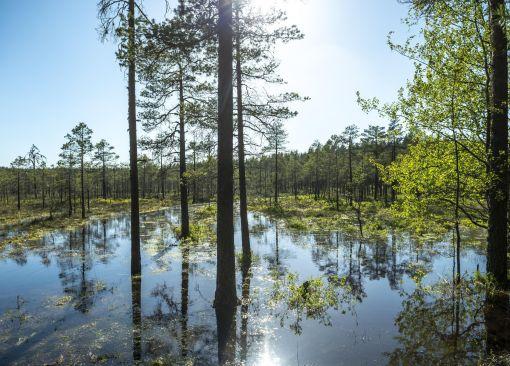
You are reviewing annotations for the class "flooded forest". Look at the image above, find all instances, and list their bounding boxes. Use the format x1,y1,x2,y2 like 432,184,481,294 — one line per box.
1,0,510,365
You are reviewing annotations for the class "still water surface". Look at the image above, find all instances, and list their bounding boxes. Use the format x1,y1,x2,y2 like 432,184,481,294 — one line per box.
0,207,495,365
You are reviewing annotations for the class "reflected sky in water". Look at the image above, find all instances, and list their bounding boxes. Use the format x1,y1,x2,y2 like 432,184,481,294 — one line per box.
0,207,493,365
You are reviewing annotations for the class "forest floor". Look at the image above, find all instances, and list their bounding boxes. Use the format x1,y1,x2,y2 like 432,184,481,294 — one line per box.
249,195,381,236
0,198,172,248
0,194,486,250
247,195,486,245
193,195,420,239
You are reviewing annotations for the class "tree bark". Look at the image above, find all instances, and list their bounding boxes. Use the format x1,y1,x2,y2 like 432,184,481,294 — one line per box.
274,140,279,205
235,9,250,261
42,168,46,209
68,169,72,217
16,170,21,211
179,67,190,238
391,138,396,202
80,153,85,219
348,139,353,206
128,0,141,275
102,159,107,200
487,0,508,288
215,0,237,310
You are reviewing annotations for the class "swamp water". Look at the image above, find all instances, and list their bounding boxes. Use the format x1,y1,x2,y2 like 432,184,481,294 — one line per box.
0,207,505,365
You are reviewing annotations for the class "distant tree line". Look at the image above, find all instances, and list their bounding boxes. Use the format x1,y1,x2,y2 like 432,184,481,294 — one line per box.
1,120,408,216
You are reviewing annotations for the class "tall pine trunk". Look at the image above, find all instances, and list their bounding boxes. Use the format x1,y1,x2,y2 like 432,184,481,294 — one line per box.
102,160,107,200
80,154,85,219
128,0,141,275
215,0,236,307
348,140,353,206
160,155,165,199
487,0,508,288
391,138,396,202
16,170,20,211
215,0,237,363
335,150,340,211
68,168,72,217
42,168,46,209
274,141,279,205
179,67,190,238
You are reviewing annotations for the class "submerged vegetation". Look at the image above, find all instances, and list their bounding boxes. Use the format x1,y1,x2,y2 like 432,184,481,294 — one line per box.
0,198,171,250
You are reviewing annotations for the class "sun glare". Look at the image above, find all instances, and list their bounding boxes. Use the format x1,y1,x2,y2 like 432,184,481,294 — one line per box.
250,0,307,25
254,342,281,366
250,0,294,12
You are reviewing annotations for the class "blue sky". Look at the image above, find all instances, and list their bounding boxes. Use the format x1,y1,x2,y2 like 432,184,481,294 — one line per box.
0,0,414,166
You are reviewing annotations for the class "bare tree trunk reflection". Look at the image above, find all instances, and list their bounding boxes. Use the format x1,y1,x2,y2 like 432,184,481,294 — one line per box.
102,219,107,255
181,245,190,358
275,221,280,266
131,237,142,363
485,290,510,357
240,259,252,363
216,303,236,365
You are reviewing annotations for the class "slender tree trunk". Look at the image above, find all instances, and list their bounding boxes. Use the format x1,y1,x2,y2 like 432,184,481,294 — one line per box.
128,0,141,274
274,141,279,205
16,170,20,211
391,138,396,202
142,163,146,199
348,141,353,206
314,149,319,200
452,97,461,285
161,155,165,200
236,26,251,262
68,168,72,217
102,160,107,200
42,168,45,209
374,168,378,201
179,67,190,238
335,150,339,211
80,154,85,219
373,142,379,201
33,163,37,199
487,0,508,288
73,182,76,213
258,159,262,197
49,175,54,219
293,153,298,200
192,148,197,204
215,0,237,312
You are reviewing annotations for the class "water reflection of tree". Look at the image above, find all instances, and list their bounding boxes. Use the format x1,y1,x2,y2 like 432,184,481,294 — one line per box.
269,271,360,335
484,291,510,361
140,214,179,272
358,233,410,290
143,243,216,364
387,279,486,365
309,231,421,307
131,255,142,363
265,221,288,279
311,232,367,303
180,245,190,358
57,227,107,313
216,302,236,365
240,260,252,364
89,219,119,264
